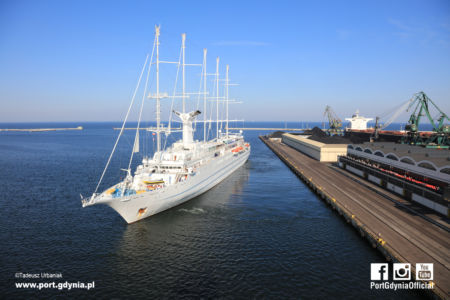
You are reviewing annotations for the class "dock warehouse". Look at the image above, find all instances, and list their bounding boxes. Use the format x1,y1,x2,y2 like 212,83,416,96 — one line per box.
339,142,450,216
281,133,348,162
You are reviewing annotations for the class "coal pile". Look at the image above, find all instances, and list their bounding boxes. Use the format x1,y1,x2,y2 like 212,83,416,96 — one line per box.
306,126,364,144
267,127,367,144
304,127,327,137
268,131,285,138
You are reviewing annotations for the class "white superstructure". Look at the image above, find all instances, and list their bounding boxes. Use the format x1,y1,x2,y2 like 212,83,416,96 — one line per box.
345,110,373,130
82,26,250,223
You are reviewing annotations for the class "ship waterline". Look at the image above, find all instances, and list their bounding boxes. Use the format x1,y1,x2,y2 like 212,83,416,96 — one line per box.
103,147,250,223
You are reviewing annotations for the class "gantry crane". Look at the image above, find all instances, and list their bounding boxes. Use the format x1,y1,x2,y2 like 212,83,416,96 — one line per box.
324,105,343,135
401,91,449,148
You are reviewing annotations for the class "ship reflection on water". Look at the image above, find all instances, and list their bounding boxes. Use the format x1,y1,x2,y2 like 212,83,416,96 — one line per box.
121,161,249,232
111,163,251,294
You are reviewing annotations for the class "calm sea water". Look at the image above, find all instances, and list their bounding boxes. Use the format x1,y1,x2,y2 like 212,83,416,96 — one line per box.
0,122,425,299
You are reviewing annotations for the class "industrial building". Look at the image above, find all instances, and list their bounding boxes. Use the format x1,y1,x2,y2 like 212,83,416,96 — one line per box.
282,133,347,162
339,142,449,216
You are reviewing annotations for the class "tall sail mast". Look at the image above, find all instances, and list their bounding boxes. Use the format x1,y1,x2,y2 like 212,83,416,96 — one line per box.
155,25,161,156
182,33,186,113
203,48,207,142
226,64,229,138
216,56,219,139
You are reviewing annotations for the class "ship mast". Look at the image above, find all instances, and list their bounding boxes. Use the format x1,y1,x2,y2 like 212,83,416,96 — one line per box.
203,48,207,142
155,25,161,156
226,64,229,138
182,33,186,114
216,56,219,139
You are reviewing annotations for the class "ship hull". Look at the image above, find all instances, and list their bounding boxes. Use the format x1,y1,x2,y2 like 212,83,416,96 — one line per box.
104,149,250,223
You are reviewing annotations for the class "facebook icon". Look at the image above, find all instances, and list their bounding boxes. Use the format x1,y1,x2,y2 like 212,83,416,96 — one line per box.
371,263,389,280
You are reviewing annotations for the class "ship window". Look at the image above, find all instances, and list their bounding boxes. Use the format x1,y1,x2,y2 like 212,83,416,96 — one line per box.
355,147,363,151
418,162,436,171
386,154,398,161
400,157,415,165
440,168,450,175
374,151,384,157
364,149,373,154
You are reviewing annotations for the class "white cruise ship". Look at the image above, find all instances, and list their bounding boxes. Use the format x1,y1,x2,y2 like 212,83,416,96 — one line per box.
82,26,250,223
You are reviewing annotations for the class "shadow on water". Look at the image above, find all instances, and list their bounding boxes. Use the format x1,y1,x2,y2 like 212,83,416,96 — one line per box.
104,163,250,298
117,161,250,247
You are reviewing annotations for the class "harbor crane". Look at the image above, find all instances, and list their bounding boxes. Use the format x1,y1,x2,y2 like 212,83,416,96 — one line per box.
323,105,343,135
401,91,449,148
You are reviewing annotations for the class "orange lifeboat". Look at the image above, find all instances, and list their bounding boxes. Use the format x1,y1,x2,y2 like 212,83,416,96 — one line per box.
232,146,244,153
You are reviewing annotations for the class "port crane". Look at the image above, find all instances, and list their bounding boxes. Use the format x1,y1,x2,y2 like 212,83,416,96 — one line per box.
323,105,343,135
401,91,449,148
371,97,413,141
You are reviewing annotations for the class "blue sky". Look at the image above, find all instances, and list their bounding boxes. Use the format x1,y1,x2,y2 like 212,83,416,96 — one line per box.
0,0,449,122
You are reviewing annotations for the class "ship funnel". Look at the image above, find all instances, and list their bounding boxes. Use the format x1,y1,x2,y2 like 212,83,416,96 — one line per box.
173,110,201,147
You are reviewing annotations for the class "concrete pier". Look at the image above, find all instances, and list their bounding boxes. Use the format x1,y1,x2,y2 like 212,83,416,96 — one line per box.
0,126,83,132
260,136,450,299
